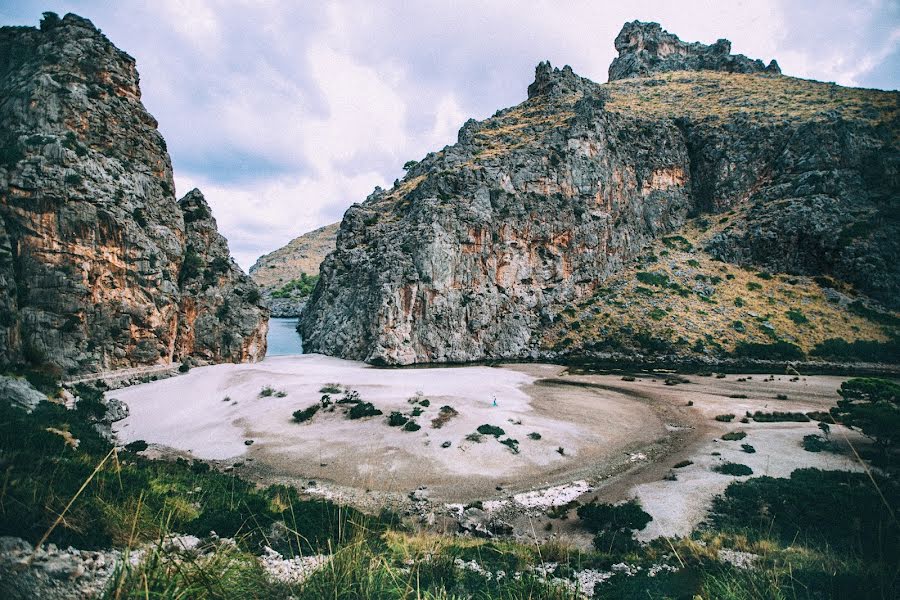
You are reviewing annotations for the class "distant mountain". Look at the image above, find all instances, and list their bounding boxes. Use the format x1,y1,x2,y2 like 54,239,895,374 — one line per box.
249,222,338,317
0,13,268,375
300,21,899,367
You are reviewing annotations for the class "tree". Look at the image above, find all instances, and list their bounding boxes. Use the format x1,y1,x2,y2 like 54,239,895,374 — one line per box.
831,378,900,451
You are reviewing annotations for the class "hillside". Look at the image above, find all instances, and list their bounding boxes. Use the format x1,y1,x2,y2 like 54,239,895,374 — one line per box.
0,13,268,375
249,222,338,317
300,22,899,367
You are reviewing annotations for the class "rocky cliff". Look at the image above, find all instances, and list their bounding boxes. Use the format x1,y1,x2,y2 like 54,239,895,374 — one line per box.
608,21,780,81
0,13,267,376
300,22,899,366
249,222,337,317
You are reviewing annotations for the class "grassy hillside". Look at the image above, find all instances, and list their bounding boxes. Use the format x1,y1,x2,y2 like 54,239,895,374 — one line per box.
542,214,899,364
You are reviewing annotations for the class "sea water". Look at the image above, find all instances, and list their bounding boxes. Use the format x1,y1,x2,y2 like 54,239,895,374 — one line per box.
266,317,304,356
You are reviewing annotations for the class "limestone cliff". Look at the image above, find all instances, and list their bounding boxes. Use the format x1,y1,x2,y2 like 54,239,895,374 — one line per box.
249,222,337,317
300,22,899,366
608,21,780,81
0,13,267,375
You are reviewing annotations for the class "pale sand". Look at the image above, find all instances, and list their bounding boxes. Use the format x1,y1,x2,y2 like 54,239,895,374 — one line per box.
113,359,874,536
112,355,667,501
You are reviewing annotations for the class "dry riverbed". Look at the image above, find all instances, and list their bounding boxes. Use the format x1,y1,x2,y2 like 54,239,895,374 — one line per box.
112,356,869,543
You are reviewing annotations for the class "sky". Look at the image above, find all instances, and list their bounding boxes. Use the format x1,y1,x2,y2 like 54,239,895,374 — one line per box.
2,1,898,270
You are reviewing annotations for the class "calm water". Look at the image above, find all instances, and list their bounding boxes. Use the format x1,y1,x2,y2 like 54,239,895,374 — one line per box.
266,318,304,356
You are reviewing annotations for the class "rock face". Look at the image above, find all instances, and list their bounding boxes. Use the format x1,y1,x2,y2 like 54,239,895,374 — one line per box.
608,21,780,81
250,222,337,317
0,13,267,375
301,22,899,365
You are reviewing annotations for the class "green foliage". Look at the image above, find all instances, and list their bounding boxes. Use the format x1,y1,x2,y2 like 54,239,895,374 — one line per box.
387,411,409,427
714,463,753,476
636,271,670,287
271,273,319,299
740,443,756,453
347,402,382,420
802,434,834,453
179,246,203,284
848,300,900,327
576,499,652,552
673,460,693,468
402,420,421,432
476,424,505,437
259,386,275,398
292,405,320,423
811,337,900,363
751,411,810,422
178,362,191,373
746,281,763,291
40,11,61,30
319,384,342,394
733,340,805,361
832,378,900,451
721,431,747,441
715,414,735,422
528,432,542,440
124,440,149,453
648,307,667,321
500,438,519,454
65,173,83,186
707,468,899,560
0,402,382,554
786,308,809,324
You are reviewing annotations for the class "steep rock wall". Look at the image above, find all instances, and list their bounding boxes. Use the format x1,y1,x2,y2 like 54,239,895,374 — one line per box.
0,13,267,374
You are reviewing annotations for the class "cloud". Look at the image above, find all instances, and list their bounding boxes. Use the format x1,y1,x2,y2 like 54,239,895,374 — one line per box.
1,1,897,271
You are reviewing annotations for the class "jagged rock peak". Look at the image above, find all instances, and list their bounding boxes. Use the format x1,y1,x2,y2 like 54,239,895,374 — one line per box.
178,188,215,224
527,61,596,99
608,20,781,81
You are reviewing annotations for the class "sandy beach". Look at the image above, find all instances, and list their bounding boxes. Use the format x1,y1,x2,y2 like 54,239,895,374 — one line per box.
113,356,869,537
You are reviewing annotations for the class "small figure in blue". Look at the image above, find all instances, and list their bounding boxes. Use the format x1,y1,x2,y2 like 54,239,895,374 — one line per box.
492,396,498,407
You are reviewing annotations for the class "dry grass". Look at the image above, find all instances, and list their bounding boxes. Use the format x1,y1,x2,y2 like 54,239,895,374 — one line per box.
605,70,899,131
542,215,896,356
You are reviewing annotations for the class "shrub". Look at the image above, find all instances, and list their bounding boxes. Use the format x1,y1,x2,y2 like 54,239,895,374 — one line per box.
465,433,483,443
741,444,756,453
124,440,149,453
577,499,652,553
746,281,763,291
714,463,753,476
621,375,636,382
431,405,458,428
811,337,900,363
337,391,361,404
477,424,505,437
802,434,833,453
775,393,788,400
715,414,735,422
319,384,342,394
721,431,747,441
636,271,670,287
178,362,191,373
500,438,519,454
402,421,421,432
707,468,899,559
831,378,900,451
786,308,808,324
259,386,275,398
387,412,409,427
347,402,382,420
293,405,320,423
528,432,542,440
733,340,804,361
751,411,810,422
673,460,693,468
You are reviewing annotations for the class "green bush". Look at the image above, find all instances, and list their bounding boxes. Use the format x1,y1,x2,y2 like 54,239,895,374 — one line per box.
636,271,670,287
477,424,505,437
576,499,652,553
751,411,810,422
733,340,805,361
786,308,809,324
292,405,320,423
673,460,693,468
402,421,421,432
319,384,342,394
714,463,753,476
347,402,382,420
715,414,735,422
271,273,319,299
811,337,900,363
387,412,408,427
721,431,746,441
831,378,900,452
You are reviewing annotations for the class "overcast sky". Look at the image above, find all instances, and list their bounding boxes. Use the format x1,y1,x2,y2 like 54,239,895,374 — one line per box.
3,1,898,270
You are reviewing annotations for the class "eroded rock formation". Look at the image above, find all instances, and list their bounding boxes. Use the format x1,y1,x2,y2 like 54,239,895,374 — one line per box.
301,22,898,365
608,20,780,81
0,13,267,375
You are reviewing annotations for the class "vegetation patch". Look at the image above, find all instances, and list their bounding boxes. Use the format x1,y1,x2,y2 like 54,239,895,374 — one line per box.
347,402,383,420
387,412,409,427
292,405,320,423
576,499,652,553
714,463,753,476
476,424,505,437
715,414,735,422
750,411,810,422
720,431,747,441
431,405,459,428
